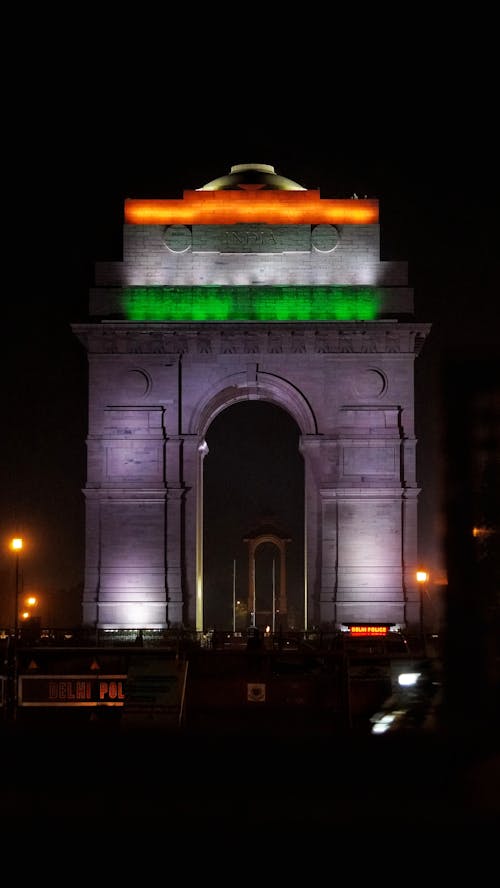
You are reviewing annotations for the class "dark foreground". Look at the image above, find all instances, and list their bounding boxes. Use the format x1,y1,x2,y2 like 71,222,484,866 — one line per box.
1,715,498,841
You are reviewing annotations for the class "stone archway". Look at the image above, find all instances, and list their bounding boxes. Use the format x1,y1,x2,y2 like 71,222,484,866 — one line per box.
244,530,291,631
190,370,318,437
195,376,313,632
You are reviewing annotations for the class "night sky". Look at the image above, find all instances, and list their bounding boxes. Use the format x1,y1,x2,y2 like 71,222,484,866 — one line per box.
2,113,498,628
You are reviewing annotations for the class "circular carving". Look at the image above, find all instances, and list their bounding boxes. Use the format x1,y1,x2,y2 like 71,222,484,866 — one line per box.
311,224,340,252
353,369,387,399
122,369,151,398
163,225,192,253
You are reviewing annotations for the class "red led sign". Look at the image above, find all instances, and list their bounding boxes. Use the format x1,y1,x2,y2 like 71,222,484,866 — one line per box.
18,675,127,707
348,625,389,637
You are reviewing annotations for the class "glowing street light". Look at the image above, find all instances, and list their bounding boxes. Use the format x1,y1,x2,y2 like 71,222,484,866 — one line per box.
22,594,39,620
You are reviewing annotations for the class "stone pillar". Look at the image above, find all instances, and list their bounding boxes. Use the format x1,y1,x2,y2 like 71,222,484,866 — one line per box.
300,435,324,629
180,434,203,629
165,437,186,627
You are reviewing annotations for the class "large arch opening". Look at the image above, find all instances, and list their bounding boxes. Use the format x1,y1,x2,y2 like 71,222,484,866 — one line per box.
202,401,304,632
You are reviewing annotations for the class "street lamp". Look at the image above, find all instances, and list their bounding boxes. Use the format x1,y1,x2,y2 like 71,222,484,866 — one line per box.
9,537,23,718
10,537,23,638
416,569,429,653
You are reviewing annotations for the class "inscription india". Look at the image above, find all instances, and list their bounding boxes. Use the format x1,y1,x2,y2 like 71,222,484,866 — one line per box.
223,228,277,249
192,224,311,253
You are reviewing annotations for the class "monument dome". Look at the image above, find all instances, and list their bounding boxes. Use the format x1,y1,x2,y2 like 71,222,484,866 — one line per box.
197,163,306,191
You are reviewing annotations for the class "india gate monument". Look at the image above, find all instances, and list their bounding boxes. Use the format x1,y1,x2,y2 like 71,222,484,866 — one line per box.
73,163,430,637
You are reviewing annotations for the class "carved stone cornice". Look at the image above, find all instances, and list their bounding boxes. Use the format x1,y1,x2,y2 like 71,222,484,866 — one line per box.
72,322,431,357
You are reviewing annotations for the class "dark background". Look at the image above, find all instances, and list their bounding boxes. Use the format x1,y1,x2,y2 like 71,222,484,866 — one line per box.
2,87,498,628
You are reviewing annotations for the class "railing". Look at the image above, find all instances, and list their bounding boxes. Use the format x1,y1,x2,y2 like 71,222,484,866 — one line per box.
1,625,423,655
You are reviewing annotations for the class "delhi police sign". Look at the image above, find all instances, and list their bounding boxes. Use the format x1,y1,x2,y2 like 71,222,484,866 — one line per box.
19,675,127,707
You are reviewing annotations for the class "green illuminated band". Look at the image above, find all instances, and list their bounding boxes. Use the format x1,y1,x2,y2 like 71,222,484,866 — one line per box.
122,286,381,321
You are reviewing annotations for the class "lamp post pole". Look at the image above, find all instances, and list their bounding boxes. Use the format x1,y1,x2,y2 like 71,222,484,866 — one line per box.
14,553,19,639
416,569,429,655
13,551,19,719
272,558,276,634
10,537,23,719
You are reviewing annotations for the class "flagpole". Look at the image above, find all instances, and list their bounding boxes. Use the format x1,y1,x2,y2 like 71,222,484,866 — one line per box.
232,558,236,633
272,558,276,634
